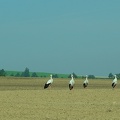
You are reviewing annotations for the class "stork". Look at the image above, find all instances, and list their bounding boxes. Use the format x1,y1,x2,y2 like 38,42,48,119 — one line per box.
44,74,53,89
112,75,117,88
69,74,75,90
83,75,89,88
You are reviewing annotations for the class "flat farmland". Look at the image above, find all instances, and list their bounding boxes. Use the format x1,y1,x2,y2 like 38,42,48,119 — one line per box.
0,77,120,120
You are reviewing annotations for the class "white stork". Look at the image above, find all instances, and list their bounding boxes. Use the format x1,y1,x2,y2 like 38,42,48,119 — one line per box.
83,75,89,88
44,74,53,89
112,75,117,88
69,74,75,90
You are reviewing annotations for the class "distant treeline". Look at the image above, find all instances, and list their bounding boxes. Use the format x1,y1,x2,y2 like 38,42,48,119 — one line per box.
0,67,70,78
0,68,80,78
1,68,119,79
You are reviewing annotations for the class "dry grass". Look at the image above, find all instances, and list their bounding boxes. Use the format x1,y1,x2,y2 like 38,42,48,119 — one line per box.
0,77,120,120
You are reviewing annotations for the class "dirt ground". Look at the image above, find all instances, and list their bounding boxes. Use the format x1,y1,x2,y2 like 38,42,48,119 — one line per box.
0,78,120,120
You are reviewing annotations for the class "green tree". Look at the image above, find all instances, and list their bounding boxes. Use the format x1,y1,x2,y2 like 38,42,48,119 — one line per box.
15,72,21,77
0,69,6,76
88,75,95,79
108,73,113,78
31,72,38,77
21,67,30,77
53,74,58,78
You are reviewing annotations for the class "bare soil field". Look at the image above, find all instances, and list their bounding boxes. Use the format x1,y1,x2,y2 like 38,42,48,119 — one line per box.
0,77,120,120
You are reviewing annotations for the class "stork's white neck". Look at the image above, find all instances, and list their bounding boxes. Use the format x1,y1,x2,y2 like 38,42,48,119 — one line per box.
50,75,52,79
71,74,73,79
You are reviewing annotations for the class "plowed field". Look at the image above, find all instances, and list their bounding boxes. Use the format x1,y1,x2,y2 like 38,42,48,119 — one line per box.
0,77,120,120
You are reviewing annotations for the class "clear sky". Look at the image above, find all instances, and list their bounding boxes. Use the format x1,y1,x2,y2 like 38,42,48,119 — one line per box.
0,0,120,76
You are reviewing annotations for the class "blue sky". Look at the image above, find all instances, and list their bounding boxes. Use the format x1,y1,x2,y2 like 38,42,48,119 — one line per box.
0,0,120,76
